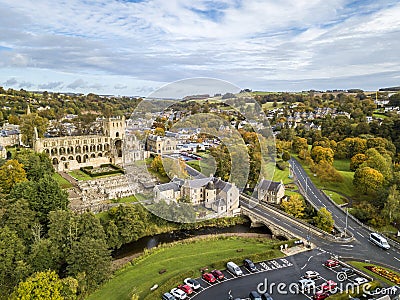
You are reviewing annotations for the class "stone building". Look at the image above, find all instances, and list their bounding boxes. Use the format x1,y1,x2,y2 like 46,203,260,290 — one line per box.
255,179,285,204
33,116,147,171
153,176,240,215
146,134,177,154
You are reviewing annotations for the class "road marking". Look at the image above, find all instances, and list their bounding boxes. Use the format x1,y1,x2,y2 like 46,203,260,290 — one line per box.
341,244,354,248
394,257,400,262
349,226,355,231
301,255,314,270
356,232,364,238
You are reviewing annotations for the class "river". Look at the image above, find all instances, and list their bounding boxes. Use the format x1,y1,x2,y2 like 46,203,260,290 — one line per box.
112,223,275,259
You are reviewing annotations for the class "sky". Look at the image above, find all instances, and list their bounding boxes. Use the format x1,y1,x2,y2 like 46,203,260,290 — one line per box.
0,0,400,96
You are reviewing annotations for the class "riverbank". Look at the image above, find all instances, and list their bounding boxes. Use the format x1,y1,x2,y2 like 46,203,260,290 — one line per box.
111,232,272,270
88,235,287,300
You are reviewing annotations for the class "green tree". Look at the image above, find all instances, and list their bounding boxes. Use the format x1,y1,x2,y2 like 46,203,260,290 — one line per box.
10,175,69,224
20,113,49,146
0,159,28,194
382,185,400,224
311,146,334,165
281,194,305,218
353,167,384,194
0,226,30,297
350,153,367,171
292,137,308,154
15,150,54,181
282,151,291,162
154,127,165,136
28,239,61,272
150,155,166,177
0,199,36,243
361,148,393,181
313,207,334,233
66,237,111,291
10,270,66,300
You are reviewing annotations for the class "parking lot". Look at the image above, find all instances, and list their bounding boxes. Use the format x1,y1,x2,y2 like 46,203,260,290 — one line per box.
188,249,376,300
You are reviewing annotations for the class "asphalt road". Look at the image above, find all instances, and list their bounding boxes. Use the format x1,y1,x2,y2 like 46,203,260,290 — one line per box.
289,158,400,269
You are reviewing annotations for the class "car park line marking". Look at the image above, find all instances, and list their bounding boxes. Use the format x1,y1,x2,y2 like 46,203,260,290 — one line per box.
301,255,314,270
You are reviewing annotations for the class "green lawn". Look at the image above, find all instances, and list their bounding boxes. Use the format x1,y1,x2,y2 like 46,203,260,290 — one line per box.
322,190,347,205
348,261,400,286
52,173,73,189
293,156,356,198
68,169,93,181
111,195,138,203
68,169,121,181
87,236,284,300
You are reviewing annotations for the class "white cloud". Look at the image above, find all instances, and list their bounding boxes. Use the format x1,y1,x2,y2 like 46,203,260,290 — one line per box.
0,0,399,93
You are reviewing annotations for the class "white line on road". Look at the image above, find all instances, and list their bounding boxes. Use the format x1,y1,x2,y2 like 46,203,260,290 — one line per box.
301,255,314,270
394,257,400,262
357,232,364,238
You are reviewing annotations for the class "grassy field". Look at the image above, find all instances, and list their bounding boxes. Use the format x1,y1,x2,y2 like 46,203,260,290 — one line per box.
322,190,347,205
52,173,73,189
111,195,138,203
68,169,93,180
294,156,356,198
348,261,400,286
87,236,284,300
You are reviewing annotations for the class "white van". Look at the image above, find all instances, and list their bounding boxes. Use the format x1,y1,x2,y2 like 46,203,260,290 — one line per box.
227,261,243,276
369,232,390,250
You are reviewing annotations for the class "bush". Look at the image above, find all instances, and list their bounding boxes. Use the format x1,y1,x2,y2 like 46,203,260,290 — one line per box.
276,161,288,170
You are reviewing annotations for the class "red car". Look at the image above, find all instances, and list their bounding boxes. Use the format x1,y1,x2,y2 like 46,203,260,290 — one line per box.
325,259,339,267
177,284,193,295
321,280,337,292
202,273,216,283
313,291,330,300
211,269,224,280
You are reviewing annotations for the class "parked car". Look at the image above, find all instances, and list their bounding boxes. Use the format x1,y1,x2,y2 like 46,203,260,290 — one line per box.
304,270,320,279
211,269,225,280
261,292,274,300
170,288,187,300
202,272,216,283
298,279,316,291
162,292,176,300
249,291,262,300
341,267,353,275
353,277,368,286
227,261,243,276
324,259,339,267
183,278,200,290
243,258,257,272
177,284,193,295
321,280,337,292
313,291,330,300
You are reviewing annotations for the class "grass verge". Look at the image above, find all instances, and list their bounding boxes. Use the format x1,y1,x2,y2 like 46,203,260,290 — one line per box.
348,261,400,286
52,173,73,189
87,236,284,300
322,190,347,205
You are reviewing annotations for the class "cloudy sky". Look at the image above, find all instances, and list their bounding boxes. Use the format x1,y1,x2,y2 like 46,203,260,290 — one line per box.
0,0,399,96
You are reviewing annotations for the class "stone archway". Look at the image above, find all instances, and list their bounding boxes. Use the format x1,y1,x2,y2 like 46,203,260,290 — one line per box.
52,157,59,165
115,140,122,157
76,155,82,163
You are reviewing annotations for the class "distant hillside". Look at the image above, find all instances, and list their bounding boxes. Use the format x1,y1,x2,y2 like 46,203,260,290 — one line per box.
379,86,400,91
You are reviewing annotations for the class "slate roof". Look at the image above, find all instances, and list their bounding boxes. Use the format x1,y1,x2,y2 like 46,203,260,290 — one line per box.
258,179,282,192
213,198,226,207
155,182,180,192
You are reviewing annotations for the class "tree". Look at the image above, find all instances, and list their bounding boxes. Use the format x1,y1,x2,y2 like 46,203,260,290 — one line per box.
313,207,334,233
350,153,367,171
311,161,343,183
292,137,308,154
150,155,166,177
281,195,305,218
0,159,28,194
28,239,61,273
154,127,165,136
66,237,111,291
311,146,334,165
0,226,30,296
382,185,400,224
361,148,393,181
20,113,49,146
353,167,384,194
15,150,54,181
10,270,77,300
0,199,36,243
282,151,291,162
10,175,69,224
